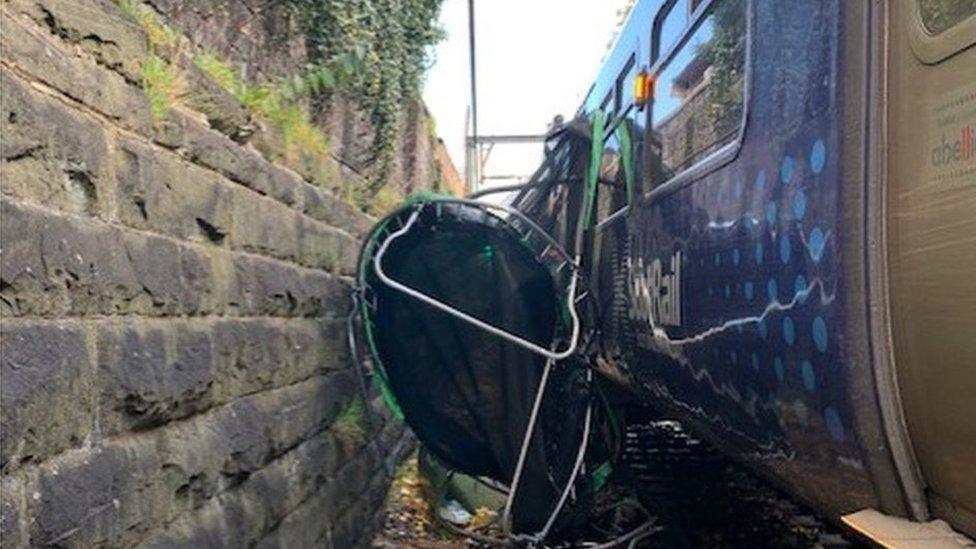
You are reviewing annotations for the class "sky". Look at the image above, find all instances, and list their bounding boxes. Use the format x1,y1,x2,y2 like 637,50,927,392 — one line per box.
422,0,633,189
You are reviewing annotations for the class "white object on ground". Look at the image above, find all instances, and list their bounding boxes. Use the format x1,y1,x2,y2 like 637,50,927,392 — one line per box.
438,499,473,526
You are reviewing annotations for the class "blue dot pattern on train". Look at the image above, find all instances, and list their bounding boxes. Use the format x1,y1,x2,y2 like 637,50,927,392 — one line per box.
780,234,791,264
631,134,851,459
762,138,841,442
669,135,847,450
824,406,845,442
810,139,827,174
809,228,826,262
801,361,816,393
793,189,806,220
780,155,794,183
765,202,778,225
782,317,795,345
795,275,808,303
813,317,828,353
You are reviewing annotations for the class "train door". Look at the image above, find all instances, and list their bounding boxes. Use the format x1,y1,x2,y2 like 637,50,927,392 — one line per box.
885,0,976,536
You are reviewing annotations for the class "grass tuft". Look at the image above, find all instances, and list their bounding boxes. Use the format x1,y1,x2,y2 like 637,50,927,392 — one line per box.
116,0,179,52
323,244,343,274
334,397,368,445
270,102,330,159
366,186,406,216
142,55,185,120
195,52,330,160
194,53,242,95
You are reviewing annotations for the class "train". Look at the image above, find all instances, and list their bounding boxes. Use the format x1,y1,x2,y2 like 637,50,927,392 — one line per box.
357,0,975,544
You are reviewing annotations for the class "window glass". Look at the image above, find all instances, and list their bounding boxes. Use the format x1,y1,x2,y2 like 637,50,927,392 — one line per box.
651,0,746,182
616,56,638,112
918,0,976,35
601,91,614,121
658,0,689,60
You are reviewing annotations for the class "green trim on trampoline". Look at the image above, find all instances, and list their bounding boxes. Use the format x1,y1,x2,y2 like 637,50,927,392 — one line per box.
590,460,614,493
356,210,406,420
403,190,455,205
360,301,405,420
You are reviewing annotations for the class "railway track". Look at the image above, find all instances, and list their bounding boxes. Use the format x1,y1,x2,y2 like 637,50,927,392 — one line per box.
620,419,863,548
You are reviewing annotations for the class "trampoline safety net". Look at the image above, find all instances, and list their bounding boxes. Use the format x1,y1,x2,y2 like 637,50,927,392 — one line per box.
355,121,621,540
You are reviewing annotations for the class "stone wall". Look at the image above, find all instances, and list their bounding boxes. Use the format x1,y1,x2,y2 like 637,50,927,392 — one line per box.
434,138,466,197
0,1,411,546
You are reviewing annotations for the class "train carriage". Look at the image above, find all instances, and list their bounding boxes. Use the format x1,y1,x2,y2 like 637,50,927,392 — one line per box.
542,0,976,540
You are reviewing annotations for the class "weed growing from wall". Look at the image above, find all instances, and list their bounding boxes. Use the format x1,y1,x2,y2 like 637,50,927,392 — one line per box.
193,54,332,163
334,397,369,446
116,0,179,53
142,55,185,120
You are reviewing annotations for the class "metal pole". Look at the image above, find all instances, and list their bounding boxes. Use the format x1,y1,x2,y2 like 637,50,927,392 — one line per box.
464,106,472,192
468,0,478,144
467,0,479,190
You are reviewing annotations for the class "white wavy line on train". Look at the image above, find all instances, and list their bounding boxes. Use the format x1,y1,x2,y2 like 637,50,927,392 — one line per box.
640,380,795,460
628,277,835,453
647,276,835,348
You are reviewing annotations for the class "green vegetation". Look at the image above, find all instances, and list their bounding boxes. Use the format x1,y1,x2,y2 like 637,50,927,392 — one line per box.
289,0,446,193
194,52,359,112
700,0,745,132
368,186,406,216
334,397,368,445
116,0,183,122
322,243,343,273
192,53,244,98
116,0,179,52
142,55,184,120
194,53,330,162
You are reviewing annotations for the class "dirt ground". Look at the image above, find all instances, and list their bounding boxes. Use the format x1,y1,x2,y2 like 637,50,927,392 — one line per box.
372,454,496,548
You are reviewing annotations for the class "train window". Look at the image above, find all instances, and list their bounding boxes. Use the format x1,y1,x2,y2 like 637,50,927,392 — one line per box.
616,55,638,113
601,91,614,121
657,0,691,61
909,0,976,62
650,0,746,183
917,0,976,35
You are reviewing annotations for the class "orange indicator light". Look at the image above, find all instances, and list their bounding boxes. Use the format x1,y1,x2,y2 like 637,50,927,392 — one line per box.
635,68,654,109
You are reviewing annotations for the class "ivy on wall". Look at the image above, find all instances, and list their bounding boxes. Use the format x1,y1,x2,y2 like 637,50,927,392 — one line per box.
289,0,446,193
